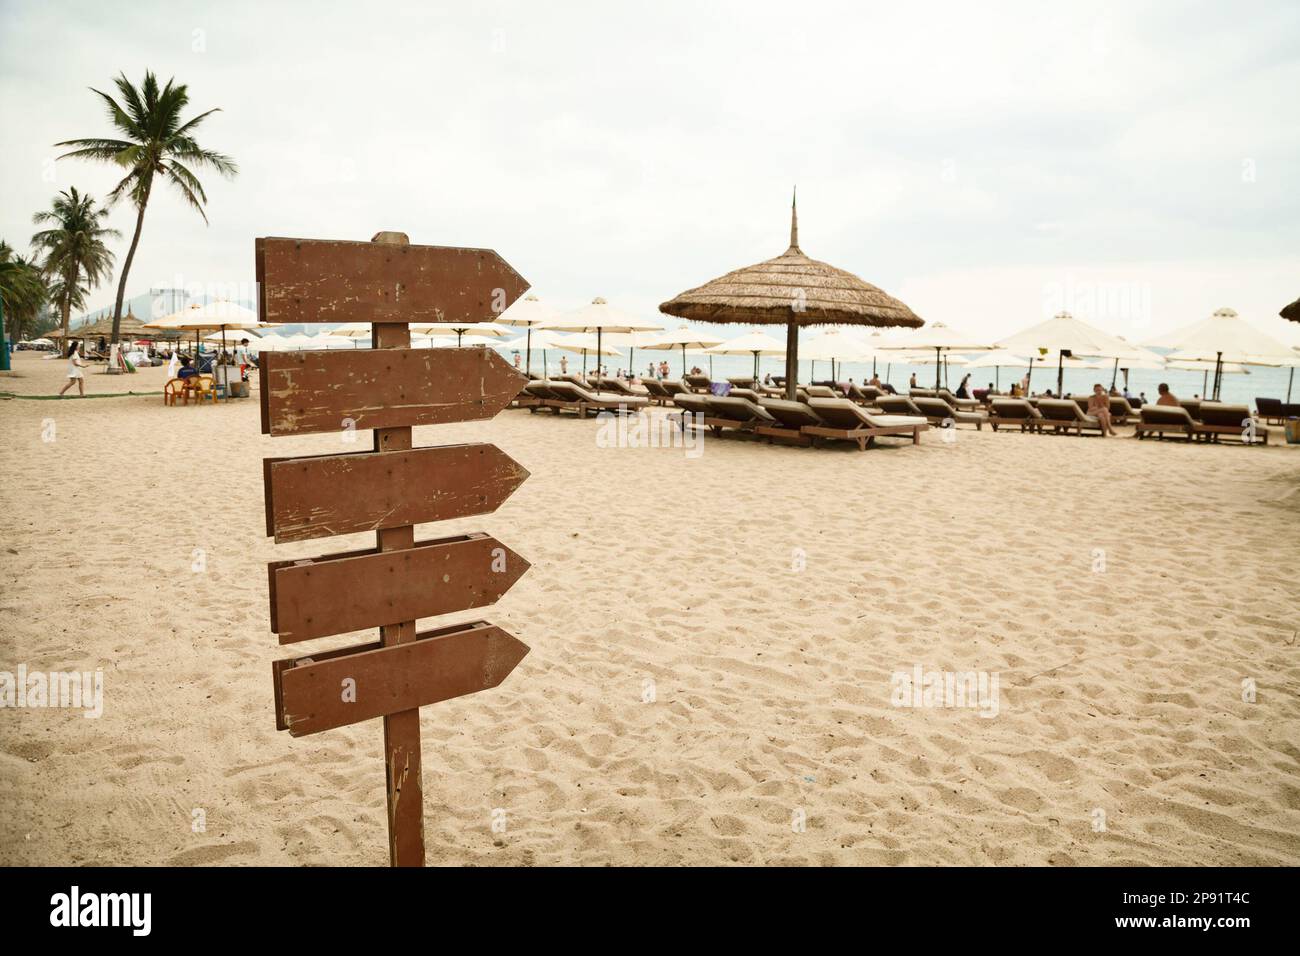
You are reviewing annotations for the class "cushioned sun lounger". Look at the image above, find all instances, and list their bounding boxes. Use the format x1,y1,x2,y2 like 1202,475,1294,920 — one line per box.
1193,403,1267,444
701,395,775,433
640,379,674,405
911,395,987,429
588,376,643,396
544,380,648,418
1036,398,1105,435
802,397,927,450
1256,397,1286,425
754,398,824,445
937,388,980,411
988,398,1045,432
684,373,713,392
727,376,757,389
801,385,840,399
1135,404,1196,441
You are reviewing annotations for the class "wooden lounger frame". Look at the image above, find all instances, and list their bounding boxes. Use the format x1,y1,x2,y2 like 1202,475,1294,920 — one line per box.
801,422,927,450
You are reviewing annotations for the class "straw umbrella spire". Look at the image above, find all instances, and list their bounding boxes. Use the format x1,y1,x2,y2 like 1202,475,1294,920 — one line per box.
789,187,799,252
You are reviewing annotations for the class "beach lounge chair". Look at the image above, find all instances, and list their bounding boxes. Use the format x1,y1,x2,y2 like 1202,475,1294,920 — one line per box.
937,388,980,412
640,379,675,405
1135,404,1196,441
754,398,823,445
684,373,713,393
1036,398,1104,435
847,384,884,404
588,376,643,396
801,385,840,399
911,395,987,429
802,398,927,450
1256,397,1288,425
671,393,712,425
700,395,775,434
1179,399,1202,421
727,387,764,403
1193,403,1267,444
727,376,757,389
543,380,648,418
988,398,1045,432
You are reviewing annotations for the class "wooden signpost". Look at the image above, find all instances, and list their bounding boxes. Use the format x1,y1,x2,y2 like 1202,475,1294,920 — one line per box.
259,231,531,866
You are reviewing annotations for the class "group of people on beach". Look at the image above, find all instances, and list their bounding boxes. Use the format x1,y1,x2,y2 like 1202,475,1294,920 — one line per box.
56,336,260,398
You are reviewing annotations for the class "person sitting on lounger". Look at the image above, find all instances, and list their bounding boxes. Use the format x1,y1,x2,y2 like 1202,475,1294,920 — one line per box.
1088,383,1119,436
870,373,884,391
909,373,918,389
1156,383,1179,407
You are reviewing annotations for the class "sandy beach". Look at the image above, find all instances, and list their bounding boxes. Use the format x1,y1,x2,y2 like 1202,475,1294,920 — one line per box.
0,351,1296,866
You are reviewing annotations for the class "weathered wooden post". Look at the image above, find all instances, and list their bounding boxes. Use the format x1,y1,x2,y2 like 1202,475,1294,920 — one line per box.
257,231,531,866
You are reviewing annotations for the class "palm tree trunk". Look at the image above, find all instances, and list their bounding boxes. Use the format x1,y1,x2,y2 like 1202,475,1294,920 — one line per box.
110,193,150,346
60,264,75,342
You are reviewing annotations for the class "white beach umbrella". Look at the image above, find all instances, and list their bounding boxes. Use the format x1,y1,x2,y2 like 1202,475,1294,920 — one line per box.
251,333,292,352
994,311,1146,395
640,324,725,377
1164,308,1299,399
539,297,661,369
411,321,511,347
706,331,787,381
878,322,992,390
494,294,560,377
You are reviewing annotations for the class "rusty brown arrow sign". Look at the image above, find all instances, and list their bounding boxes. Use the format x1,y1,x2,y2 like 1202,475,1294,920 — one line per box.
256,236,529,325
272,620,529,737
268,532,529,644
259,346,526,437
263,442,529,543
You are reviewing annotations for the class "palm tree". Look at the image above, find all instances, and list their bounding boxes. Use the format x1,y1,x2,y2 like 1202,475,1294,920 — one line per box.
0,244,51,359
31,187,119,343
55,70,237,345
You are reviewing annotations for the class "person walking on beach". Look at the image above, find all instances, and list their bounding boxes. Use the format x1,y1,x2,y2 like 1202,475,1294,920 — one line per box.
1156,383,1179,407
58,342,87,397
559,355,568,374
1088,383,1118,436
956,373,974,399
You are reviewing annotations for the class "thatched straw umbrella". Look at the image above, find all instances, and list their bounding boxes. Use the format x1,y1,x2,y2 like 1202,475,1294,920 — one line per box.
1281,297,1300,323
658,192,923,400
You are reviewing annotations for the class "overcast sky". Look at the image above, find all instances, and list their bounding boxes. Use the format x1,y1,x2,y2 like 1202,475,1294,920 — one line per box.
2,0,1298,342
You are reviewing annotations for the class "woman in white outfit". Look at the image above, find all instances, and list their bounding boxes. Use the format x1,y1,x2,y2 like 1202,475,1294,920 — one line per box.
58,342,87,397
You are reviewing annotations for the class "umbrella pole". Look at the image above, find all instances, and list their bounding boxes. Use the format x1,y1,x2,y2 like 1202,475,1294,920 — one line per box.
525,327,532,378
1057,352,1064,396
1202,370,1208,396
1026,358,1034,395
1288,367,1294,403
681,343,687,378
596,328,603,380
1110,357,1119,390
708,355,713,378
1214,352,1224,401
934,347,941,391
784,322,798,401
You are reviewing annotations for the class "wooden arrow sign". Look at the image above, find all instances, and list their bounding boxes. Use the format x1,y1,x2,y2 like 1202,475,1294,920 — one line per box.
268,532,529,644
272,620,529,737
259,347,526,437
256,237,529,325
263,443,529,543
